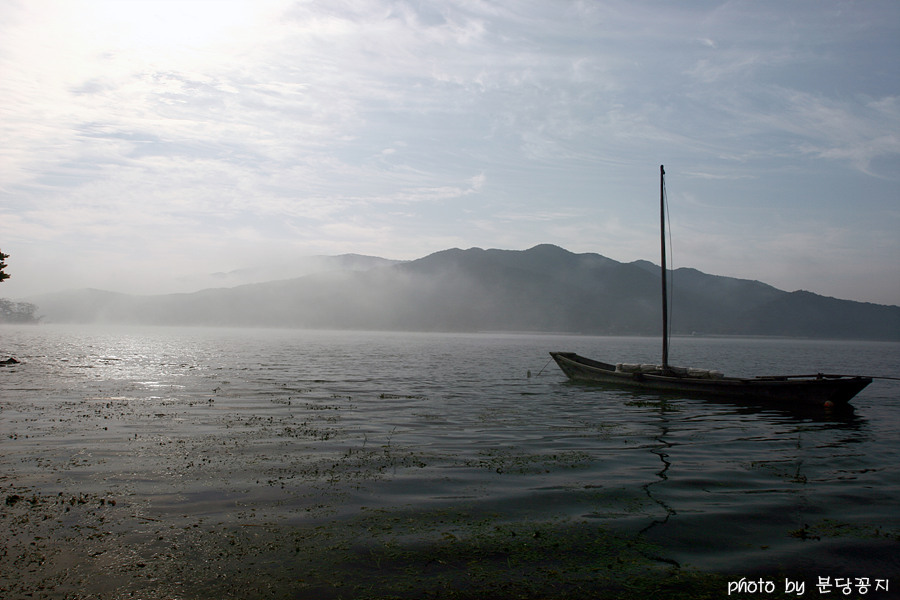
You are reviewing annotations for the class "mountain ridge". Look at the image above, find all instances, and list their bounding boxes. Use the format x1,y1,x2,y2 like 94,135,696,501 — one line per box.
21,245,900,340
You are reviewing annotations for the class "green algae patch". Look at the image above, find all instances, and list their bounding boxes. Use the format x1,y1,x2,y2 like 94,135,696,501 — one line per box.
1,489,809,599
464,448,593,474
127,506,696,599
790,518,900,541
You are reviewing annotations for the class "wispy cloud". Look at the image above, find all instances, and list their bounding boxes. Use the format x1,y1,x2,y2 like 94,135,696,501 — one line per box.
0,0,898,303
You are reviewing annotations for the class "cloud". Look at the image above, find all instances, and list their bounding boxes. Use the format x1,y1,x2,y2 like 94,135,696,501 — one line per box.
0,0,898,304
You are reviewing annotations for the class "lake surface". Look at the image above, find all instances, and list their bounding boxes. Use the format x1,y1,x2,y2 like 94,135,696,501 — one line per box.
1,325,898,599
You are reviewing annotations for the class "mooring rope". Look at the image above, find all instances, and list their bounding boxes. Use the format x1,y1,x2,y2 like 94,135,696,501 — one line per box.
533,356,555,377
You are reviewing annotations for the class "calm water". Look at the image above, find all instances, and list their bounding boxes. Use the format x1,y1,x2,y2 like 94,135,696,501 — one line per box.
1,324,899,599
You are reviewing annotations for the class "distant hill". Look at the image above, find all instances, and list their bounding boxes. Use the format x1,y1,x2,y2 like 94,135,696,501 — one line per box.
27,245,900,340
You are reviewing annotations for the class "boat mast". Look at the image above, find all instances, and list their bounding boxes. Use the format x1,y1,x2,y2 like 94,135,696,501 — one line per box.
660,165,669,371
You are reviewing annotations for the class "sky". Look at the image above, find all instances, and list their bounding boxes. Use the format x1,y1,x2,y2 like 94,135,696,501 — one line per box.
1,0,898,305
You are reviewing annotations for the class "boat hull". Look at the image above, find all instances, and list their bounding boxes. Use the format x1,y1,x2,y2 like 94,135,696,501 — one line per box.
550,352,871,407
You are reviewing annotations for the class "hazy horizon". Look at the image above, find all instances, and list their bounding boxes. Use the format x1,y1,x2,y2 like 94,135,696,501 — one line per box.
2,1,899,305
12,244,900,318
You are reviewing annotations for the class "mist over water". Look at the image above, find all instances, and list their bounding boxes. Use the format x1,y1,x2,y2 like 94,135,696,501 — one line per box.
25,246,900,341
1,325,899,598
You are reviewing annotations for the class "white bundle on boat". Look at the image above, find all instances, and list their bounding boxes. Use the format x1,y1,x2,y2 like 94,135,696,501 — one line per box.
616,363,724,379
616,363,664,374
687,367,724,379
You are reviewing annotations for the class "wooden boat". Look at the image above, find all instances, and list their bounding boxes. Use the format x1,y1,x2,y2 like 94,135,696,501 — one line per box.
550,166,872,407
549,352,871,406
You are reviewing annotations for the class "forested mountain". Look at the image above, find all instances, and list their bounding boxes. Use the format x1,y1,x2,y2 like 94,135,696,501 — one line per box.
26,245,900,340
